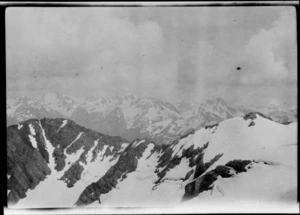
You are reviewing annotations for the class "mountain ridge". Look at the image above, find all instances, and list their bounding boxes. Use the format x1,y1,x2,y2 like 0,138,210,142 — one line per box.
7,93,297,145
7,113,297,208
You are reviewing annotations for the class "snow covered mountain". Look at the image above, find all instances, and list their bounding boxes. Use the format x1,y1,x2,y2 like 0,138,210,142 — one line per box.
7,93,82,125
7,113,297,209
7,118,128,207
7,93,297,145
70,95,184,143
176,98,247,132
7,93,184,144
253,105,297,124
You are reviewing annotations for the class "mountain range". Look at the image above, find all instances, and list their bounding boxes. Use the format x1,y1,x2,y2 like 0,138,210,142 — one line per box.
7,92,297,145
7,112,297,208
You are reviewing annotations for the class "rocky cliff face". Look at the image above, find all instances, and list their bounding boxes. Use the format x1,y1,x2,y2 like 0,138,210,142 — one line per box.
75,138,160,206
7,118,128,207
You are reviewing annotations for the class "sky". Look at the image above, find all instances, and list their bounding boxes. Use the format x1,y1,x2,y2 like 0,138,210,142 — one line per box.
6,6,297,108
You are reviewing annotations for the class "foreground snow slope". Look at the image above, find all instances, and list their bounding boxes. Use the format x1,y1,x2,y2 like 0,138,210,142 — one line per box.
7,113,297,209
82,113,298,207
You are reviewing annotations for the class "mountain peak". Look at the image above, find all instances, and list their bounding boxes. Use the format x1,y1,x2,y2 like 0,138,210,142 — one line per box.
243,112,274,121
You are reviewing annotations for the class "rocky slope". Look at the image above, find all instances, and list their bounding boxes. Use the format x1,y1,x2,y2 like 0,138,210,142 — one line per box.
7,118,128,206
83,112,297,207
7,113,297,208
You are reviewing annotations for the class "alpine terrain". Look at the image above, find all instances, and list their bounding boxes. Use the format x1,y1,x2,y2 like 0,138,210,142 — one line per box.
7,112,297,208
7,93,297,144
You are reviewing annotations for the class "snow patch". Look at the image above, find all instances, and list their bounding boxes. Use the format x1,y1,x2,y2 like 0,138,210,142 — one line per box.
28,135,38,149
80,152,119,185
17,124,23,130
163,157,191,180
29,124,36,136
85,139,99,163
38,120,56,171
57,120,68,132
134,139,145,147
119,143,129,152
63,146,85,171
65,132,83,151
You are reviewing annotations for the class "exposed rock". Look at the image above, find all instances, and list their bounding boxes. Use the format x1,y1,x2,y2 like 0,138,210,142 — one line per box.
75,139,158,206
7,122,51,206
53,146,66,171
248,121,255,127
7,118,129,206
182,143,207,167
243,112,257,120
214,165,233,178
155,156,181,184
154,141,211,184
205,123,219,129
184,169,194,181
225,160,252,173
39,118,128,187
183,159,253,201
60,162,84,188
243,112,273,121
156,144,174,168
194,153,223,179
183,170,219,200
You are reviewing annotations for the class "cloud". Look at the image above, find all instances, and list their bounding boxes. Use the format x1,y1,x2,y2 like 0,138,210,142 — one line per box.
168,6,297,108
6,7,297,108
6,7,166,98
242,7,296,84
192,7,296,85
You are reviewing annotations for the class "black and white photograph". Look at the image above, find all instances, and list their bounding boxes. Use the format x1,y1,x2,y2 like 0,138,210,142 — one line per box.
5,1,298,214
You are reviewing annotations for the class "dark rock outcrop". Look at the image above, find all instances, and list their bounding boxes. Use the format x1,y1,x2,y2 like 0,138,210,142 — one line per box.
154,139,222,186
7,118,129,206
39,118,128,187
248,121,255,127
225,160,252,173
7,120,51,206
154,141,211,184
183,159,253,201
243,112,273,121
184,169,194,181
183,170,219,200
194,151,223,179
204,123,219,130
214,165,233,178
75,139,159,206
60,161,84,188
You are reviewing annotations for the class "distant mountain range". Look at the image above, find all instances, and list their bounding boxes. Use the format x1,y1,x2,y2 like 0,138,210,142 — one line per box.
7,113,297,208
7,92,297,144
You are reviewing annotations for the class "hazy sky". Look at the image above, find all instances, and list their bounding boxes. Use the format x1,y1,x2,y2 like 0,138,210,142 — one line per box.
6,6,297,108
